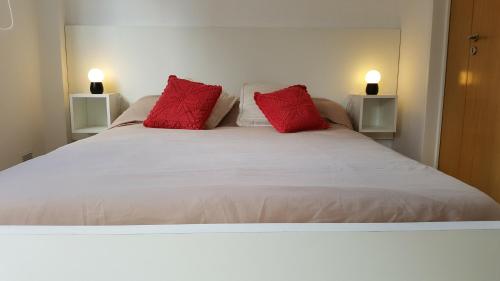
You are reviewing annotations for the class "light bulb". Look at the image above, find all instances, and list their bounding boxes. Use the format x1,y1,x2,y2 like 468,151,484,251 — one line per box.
365,70,381,84
88,68,104,82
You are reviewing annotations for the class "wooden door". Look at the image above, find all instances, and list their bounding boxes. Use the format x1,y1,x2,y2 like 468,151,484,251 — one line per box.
439,0,500,202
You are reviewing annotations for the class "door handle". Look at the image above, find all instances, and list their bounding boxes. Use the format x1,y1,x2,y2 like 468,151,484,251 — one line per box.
470,46,478,56
468,33,480,41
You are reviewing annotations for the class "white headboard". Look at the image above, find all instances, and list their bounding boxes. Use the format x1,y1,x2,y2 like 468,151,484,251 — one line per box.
66,26,400,107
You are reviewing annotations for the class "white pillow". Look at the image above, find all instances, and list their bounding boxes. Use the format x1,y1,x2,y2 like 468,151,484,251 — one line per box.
236,83,354,129
205,92,238,129
236,83,283,127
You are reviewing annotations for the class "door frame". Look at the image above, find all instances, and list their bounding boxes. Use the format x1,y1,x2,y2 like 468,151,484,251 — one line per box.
431,0,452,167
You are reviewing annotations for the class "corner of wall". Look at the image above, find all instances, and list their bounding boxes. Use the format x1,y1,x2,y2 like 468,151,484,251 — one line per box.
393,0,449,167
0,0,45,170
36,0,70,153
392,0,434,162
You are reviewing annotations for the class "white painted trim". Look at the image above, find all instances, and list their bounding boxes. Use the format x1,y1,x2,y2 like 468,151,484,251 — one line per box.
0,221,499,236
433,0,452,167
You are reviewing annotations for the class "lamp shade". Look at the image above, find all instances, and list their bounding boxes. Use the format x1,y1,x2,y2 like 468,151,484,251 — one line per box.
365,70,381,84
88,68,104,82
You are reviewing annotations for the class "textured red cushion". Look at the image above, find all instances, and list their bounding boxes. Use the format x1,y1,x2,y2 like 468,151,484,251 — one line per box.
254,85,329,133
144,75,222,130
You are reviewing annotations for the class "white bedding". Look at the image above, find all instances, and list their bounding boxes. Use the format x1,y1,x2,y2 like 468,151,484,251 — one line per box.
0,125,498,225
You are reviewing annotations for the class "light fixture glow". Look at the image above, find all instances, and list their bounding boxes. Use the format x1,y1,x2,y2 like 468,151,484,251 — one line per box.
88,68,104,82
365,70,381,84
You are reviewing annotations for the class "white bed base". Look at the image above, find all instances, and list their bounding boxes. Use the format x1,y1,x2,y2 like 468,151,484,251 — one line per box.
0,222,499,281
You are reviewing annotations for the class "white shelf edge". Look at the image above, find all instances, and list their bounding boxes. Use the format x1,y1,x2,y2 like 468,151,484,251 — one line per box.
360,128,397,133
71,93,118,98
72,126,108,134
349,94,397,98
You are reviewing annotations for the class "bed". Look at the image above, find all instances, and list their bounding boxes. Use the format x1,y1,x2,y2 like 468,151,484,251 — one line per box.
1,26,498,281
0,99,498,225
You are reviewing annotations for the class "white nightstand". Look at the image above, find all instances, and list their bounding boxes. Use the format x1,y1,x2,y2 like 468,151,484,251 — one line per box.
70,93,120,134
347,94,397,139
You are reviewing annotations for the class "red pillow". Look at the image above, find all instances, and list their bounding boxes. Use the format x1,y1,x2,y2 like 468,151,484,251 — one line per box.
144,75,222,130
254,85,329,133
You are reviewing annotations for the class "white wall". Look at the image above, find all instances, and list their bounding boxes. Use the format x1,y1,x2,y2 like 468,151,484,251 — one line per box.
65,27,401,106
0,0,69,170
392,0,435,161
0,0,44,170
36,0,70,152
393,0,450,166
64,0,401,28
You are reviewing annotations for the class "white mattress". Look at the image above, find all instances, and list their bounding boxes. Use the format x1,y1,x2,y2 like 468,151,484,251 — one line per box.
0,125,498,225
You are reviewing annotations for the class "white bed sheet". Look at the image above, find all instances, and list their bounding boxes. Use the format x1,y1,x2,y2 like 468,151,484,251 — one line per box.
0,125,498,225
